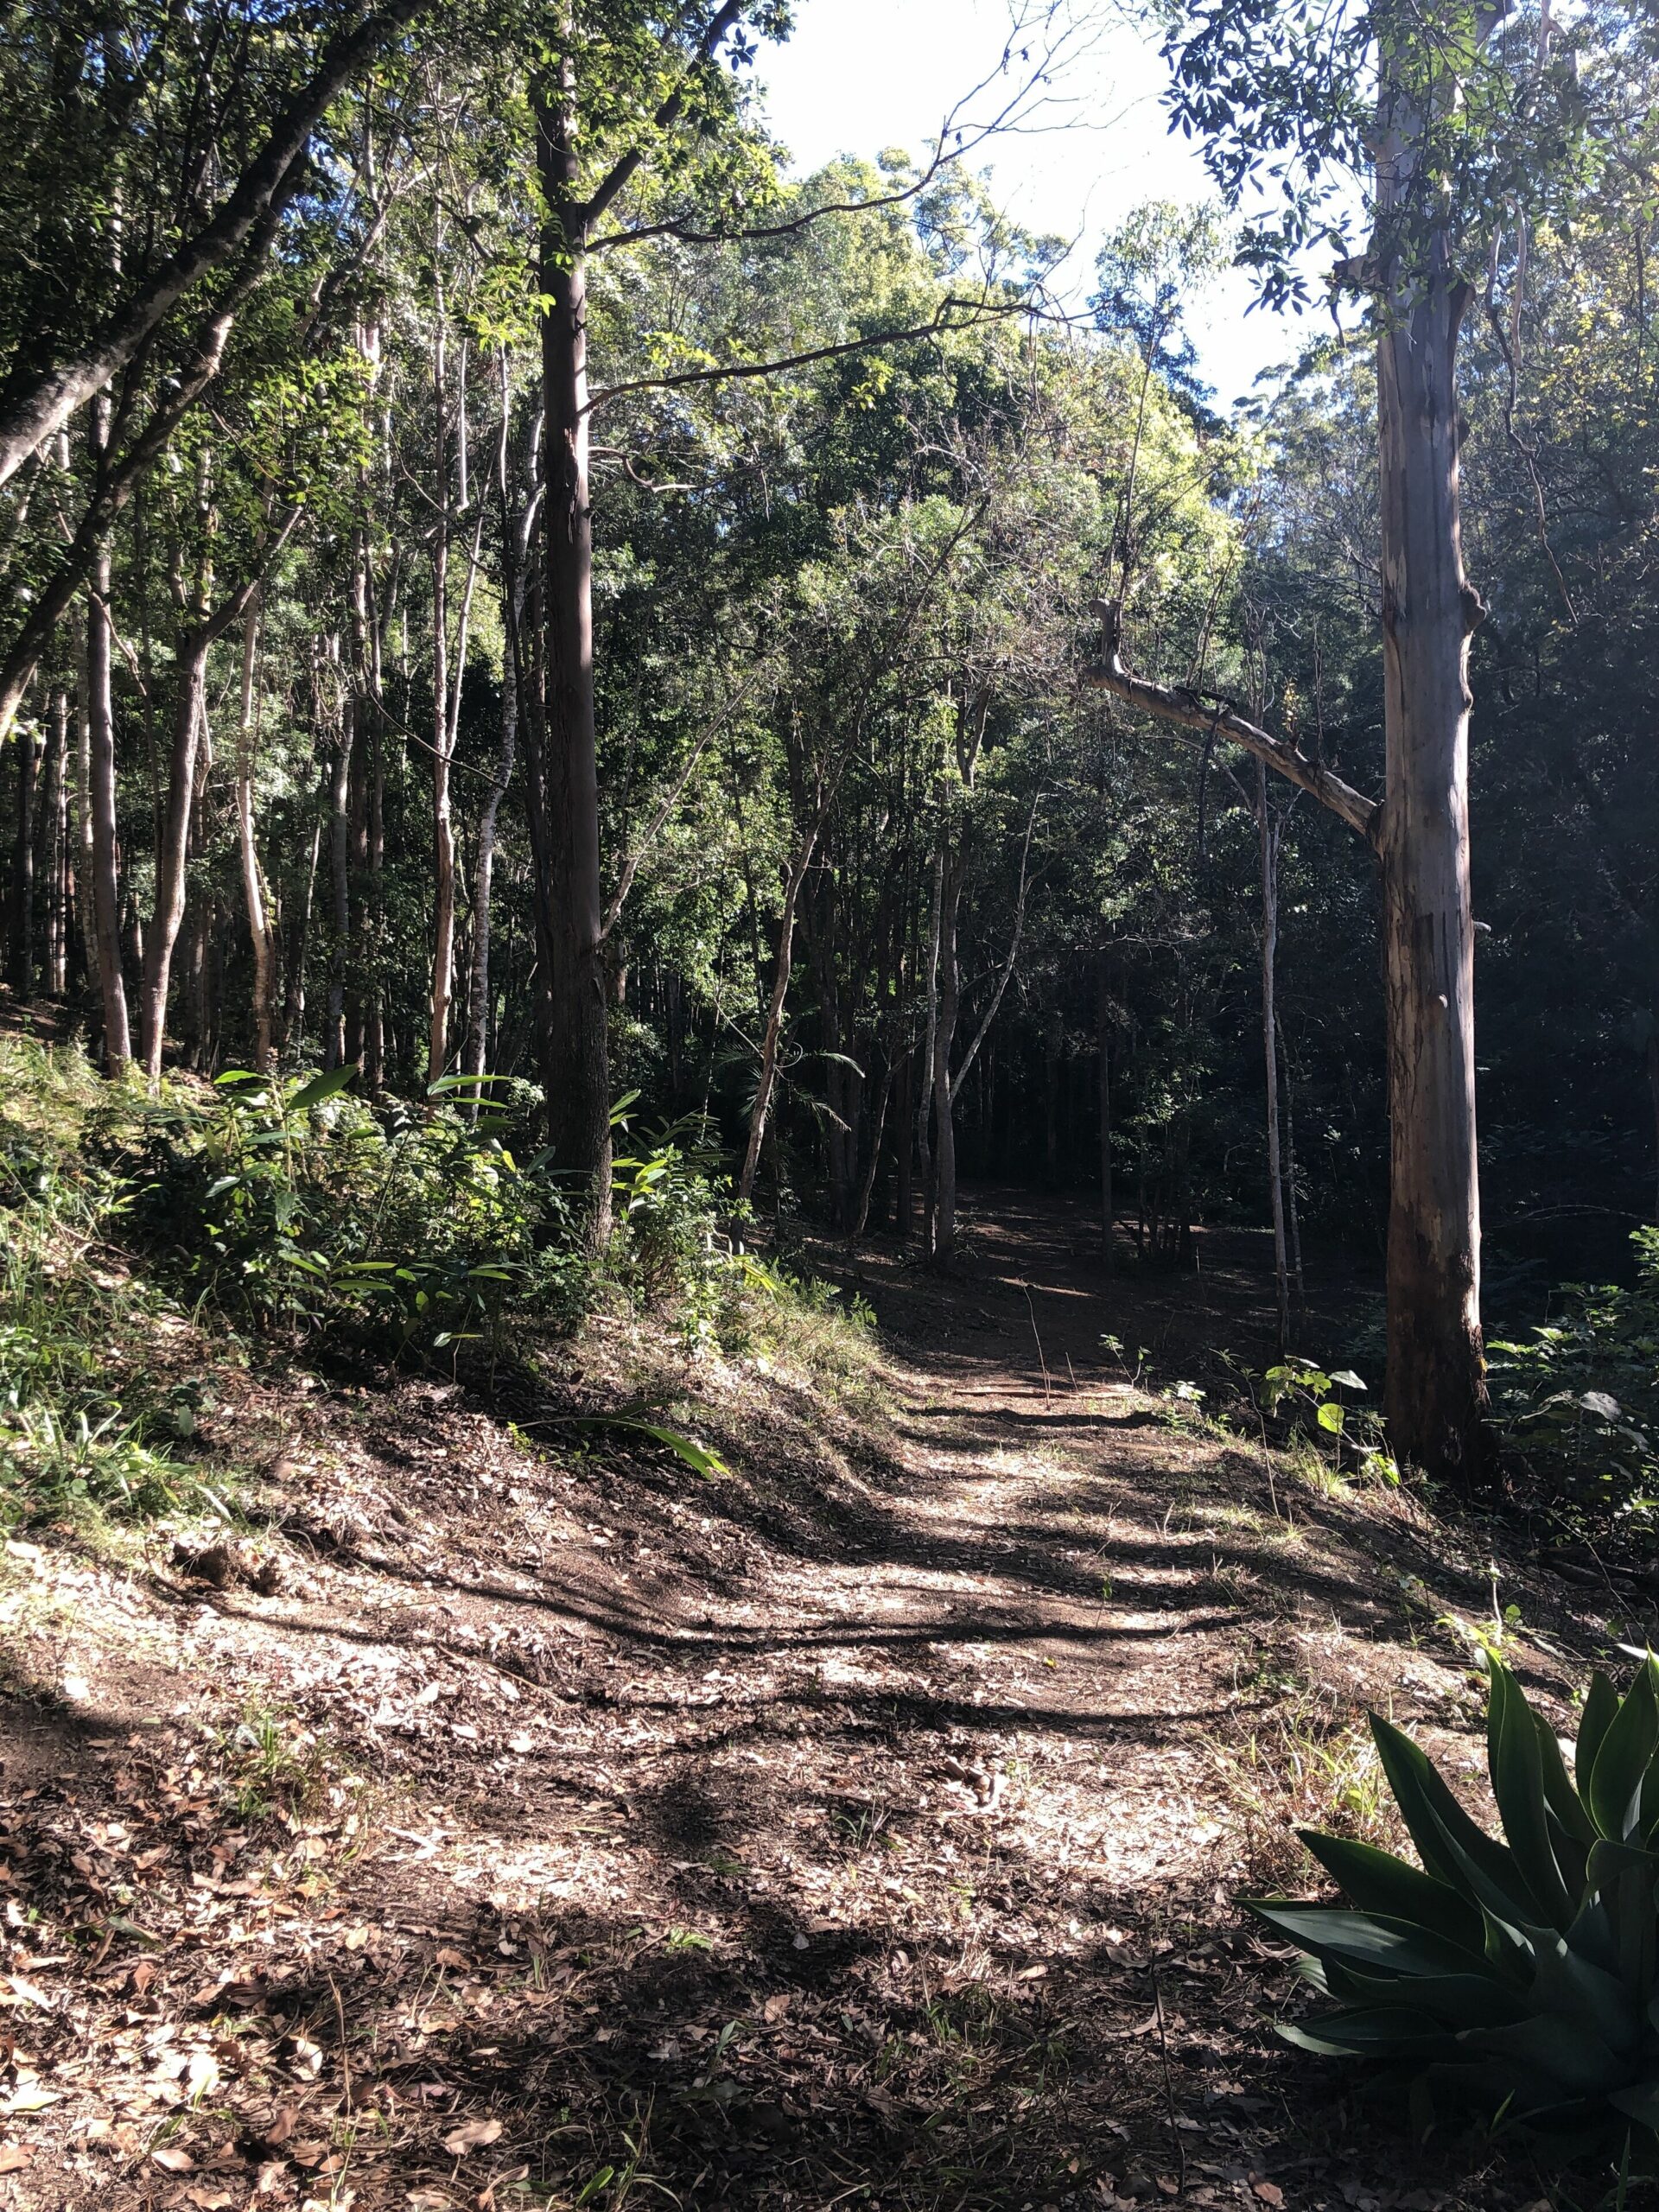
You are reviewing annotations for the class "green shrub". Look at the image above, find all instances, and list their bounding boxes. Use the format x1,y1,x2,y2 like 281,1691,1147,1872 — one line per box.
1251,1656,1659,2145
1490,1229,1659,1537
0,1038,212,1525
609,1116,741,1347
118,1067,588,1351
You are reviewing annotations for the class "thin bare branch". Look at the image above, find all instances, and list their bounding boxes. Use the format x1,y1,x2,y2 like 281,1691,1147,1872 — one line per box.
1080,602,1379,842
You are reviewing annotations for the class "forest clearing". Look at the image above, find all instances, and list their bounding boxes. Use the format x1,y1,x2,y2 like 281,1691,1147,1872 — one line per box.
6,0,1659,2205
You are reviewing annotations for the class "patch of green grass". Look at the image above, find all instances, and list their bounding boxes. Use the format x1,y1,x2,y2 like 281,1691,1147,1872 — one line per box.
215,1699,333,1821
1211,1694,1404,1890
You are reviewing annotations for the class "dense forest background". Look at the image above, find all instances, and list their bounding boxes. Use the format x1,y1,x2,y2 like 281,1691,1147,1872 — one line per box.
3,0,1658,1393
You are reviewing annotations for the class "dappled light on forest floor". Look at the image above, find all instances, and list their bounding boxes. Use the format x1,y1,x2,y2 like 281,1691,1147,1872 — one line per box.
0,1192,1623,2209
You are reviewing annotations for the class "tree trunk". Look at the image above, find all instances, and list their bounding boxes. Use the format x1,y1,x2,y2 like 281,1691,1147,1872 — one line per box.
71,639,94,1001
45,691,68,995
428,273,455,1088
931,845,964,1262
282,799,323,1064
1044,998,1062,1186
1096,948,1114,1274
851,1056,894,1239
345,715,368,1068
918,842,943,1252
1078,76,1489,1478
140,632,209,1081
1258,762,1290,1351
515,562,560,1123
805,867,855,1228
8,719,39,993
1279,1014,1306,1300
233,607,276,1072
536,60,612,1243
1374,90,1490,1480
466,354,529,1116
325,688,354,1071
465,611,518,1109
895,1039,914,1243
362,579,387,1090
738,830,818,1207
85,548,131,1073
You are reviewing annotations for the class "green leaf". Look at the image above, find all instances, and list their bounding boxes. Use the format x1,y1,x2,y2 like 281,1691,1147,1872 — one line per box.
1580,1672,1619,1784
430,1072,506,1093
1244,1901,1487,1980
1370,1713,1542,1932
1276,2008,1458,2059
1526,1929,1643,2053
1587,1662,1659,1842
1533,1707,1595,1848
1463,2015,1630,2099
576,1415,728,1481
1324,1964,1525,2031
1609,2082,1659,2132
1298,1830,1484,1952
1317,1400,1345,1433
1486,1662,1575,1929
288,1064,358,1111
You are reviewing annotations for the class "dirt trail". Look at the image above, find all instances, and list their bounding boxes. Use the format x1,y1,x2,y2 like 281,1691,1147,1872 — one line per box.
0,1192,1587,2211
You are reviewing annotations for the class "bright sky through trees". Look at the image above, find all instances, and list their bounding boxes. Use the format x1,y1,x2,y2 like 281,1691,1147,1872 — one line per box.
758,0,1303,406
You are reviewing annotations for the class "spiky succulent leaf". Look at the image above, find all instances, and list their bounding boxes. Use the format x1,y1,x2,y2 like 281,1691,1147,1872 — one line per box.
1321,1962,1529,2031
1579,1672,1619,1787
1586,1659,1659,1842
1525,1930,1644,2052
1266,1663,1659,2140
1296,1831,1484,1948
1277,2009,1460,2059
1566,1892,1622,1980
1611,2084,1659,2130
1460,2016,1631,2099
1244,1902,1489,1981
1370,1713,1548,1933
1534,1709,1595,1852
1487,1663,1576,1929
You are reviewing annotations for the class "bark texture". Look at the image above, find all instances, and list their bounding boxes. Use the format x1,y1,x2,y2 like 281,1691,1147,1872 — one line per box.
233,608,276,1073
1258,763,1290,1351
1376,256,1489,1479
85,550,131,1072
537,63,612,1243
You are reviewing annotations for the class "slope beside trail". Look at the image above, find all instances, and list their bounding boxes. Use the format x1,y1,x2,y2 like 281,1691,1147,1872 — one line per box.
0,1191,1600,2212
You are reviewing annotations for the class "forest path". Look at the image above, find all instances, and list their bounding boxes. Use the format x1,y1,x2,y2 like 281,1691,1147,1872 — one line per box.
3,1192,1567,2212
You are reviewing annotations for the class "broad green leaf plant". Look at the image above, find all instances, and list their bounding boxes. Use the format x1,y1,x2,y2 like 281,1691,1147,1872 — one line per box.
1251,1657,1659,2143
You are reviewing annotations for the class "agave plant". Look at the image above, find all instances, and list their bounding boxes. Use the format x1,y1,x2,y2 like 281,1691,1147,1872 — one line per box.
1249,1656,1659,2138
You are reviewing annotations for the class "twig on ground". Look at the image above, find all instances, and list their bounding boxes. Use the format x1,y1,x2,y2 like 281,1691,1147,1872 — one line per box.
1152,1962,1187,2196
1023,1283,1052,1409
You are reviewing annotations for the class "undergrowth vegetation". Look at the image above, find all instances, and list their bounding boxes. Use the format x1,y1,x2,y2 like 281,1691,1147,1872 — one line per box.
1255,1657,1659,2153
1489,1236,1659,1550
0,1035,876,1532
0,1041,218,1526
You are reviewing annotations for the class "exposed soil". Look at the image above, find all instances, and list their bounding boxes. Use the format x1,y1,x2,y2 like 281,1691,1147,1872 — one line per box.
0,1189,1636,2212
